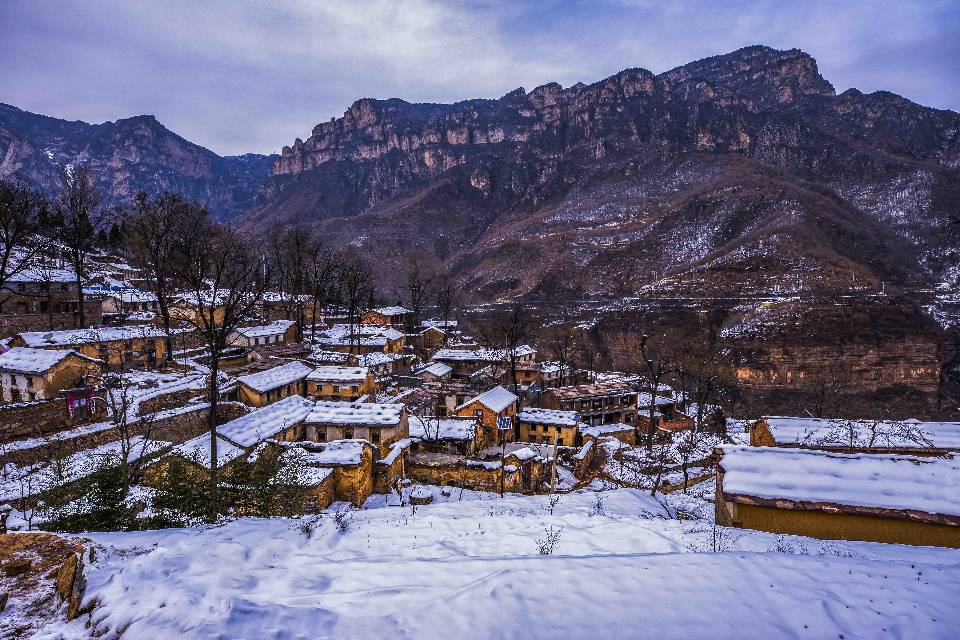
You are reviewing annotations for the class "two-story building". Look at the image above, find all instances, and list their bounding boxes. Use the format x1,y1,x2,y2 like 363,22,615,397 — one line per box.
516,407,584,447
361,306,412,328
11,325,169,370
455,385,519,450
541,381,637,427
228,320,299,348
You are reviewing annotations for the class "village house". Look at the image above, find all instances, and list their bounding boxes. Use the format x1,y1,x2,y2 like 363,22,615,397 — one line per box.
169,291,228,326
0,347,104,404
355,351,412,379
749,416,960,454
228,320,299,348
420,362,452,383
314,324,406,355
408,415,481,454
217,395,316,448
300,439,377,506
541,381,638,427
516,407,584,447
11,325,169,370
235,361,313,408
455,385,519,450
636,392,692,432
303,400,408,452
142,432,246,487
361,306,412,328
100,290,160,317
431,345,537,379
0,264,101,334
306,366,376,401
715,445,960,548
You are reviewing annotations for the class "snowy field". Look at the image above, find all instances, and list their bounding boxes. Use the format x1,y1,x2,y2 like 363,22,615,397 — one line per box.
29,487,960,640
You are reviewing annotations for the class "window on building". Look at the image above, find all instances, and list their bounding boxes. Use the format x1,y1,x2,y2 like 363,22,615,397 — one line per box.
350,385,358,393
317,429,326,442
371,430,381,444
343,428,354,439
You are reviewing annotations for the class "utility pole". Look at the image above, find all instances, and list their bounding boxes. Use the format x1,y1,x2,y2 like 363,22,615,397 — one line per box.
549,431,559,496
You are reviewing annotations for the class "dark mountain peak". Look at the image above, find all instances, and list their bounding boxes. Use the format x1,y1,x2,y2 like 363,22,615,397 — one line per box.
662,45,834,110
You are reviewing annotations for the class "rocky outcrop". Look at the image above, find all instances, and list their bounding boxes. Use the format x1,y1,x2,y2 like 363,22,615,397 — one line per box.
0,104,275,219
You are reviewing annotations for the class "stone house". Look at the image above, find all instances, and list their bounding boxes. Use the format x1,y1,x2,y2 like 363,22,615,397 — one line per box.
235,361,312,408
11,325,169,370
306,366,376,401
0,347,104,404
516,407,584,447
314,324,407,355
431,345,537,379
228,320,299,348
0,265,101,334
455,385,519,450
304,439,377,506
409,415,481,454
361,306,412,327
420,362,452,383
303,401,408,453
715,445,960,548
217,395,317,448
580,422,637,446
541,381,637,427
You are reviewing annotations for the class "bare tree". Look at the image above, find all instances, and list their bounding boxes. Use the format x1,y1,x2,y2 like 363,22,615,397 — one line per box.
433,272,460,343
171,216,270,517
480,303,531,400
632,327,674,453
543,327,580,388
337,248,375,353
267,225,325,342
56,164,102,328
401,250,439,329
307,245,338,342
0,178,50,307
124,192,205,359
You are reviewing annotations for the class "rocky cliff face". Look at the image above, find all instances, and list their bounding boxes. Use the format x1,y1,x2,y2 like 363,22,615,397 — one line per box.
246,45,960,301
0,104,274,219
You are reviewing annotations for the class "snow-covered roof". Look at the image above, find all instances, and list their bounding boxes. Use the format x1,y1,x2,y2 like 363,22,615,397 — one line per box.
548,381,637,400
321,324,404,341
107,289,158,303
719,445,960,517
409,416,477,441
8,265,77,283
760,416,960,450
457,386,518,413
306,366,370,383
236,361,312,393
355,352,398,367
233,320,296,339
218,395,315,447
307,348,352,364
581,422,635,438
367,306,412,316
305,401,403,426
0,347,98,374
421,319,458,329
433,345,535,363
170,432,246,469
17,324,167,347
311,439,369,466
517,408,581,427
422,362,452,377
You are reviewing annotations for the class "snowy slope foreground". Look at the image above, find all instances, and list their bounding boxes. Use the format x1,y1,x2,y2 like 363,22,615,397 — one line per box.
31,489,960,640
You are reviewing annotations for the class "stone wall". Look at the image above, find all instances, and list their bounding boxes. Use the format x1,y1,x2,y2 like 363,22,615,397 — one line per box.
407,454,524,493
0,395,108,443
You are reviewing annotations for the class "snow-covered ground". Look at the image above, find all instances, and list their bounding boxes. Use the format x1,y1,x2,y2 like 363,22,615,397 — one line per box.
29,488,960,640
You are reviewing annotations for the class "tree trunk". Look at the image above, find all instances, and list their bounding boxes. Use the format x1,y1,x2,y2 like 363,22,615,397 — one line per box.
207,352,221,521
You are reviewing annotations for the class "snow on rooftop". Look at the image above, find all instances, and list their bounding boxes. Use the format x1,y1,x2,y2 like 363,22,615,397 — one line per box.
311,439,368,466
761,416,960,450
108,289,158,303
719,445,960,517
218,395,315,447
409,416,477,441
581,422,635,438
233,320,296,339
433,345,535,362
305,401,402,426
0,347,94,374
171,433,246,469
237,361,312,393
457,385,518,413
306,366,370,383
18,324,167,347
422,362,452,377
517,408,581,427
369,306,411,316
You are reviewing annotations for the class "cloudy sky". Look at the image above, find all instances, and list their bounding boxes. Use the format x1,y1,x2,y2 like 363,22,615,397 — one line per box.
3,0,958,156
